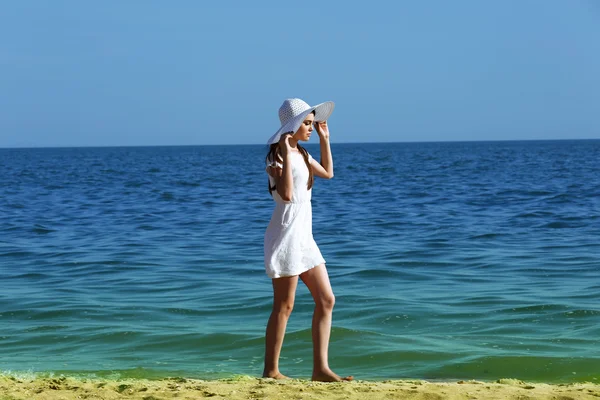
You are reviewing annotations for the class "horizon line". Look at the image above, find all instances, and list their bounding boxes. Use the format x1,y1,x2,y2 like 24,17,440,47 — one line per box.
1,137,598,150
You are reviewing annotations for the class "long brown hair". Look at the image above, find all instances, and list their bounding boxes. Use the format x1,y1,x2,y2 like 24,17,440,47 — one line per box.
266,143,314,196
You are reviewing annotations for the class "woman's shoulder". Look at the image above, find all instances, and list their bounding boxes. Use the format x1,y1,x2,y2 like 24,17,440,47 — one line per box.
266,149,283,165
296,147,313,163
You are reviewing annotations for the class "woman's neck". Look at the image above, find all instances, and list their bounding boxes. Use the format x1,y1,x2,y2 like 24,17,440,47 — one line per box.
288,137,300,151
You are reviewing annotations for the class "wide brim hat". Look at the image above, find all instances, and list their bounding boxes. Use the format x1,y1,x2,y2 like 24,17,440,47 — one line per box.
267,98,334,145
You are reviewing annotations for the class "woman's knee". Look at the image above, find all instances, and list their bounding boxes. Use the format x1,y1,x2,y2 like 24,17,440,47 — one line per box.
316,293,335,311
273,300,294,317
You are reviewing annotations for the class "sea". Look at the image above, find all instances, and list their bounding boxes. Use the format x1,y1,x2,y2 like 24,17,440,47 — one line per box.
1,140,599,383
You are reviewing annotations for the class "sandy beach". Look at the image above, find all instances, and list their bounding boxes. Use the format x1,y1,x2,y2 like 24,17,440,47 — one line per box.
2,375,600,400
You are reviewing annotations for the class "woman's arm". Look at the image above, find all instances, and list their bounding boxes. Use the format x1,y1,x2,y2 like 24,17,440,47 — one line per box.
267,134,294,201
311,121,334,179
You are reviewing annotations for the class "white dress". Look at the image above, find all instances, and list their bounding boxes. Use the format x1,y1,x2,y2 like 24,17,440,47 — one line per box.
264,151,325,278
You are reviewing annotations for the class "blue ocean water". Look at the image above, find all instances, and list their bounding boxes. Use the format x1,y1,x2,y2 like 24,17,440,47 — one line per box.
1,140,599,383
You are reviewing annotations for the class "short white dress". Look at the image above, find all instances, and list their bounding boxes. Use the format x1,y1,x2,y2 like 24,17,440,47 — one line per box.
264,151,325,278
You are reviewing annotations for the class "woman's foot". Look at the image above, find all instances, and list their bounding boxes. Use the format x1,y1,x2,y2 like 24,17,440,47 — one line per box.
262,371,289,380
312,369,354,382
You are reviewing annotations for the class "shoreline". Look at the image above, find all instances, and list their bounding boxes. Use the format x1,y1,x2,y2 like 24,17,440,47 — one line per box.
2,375,600,399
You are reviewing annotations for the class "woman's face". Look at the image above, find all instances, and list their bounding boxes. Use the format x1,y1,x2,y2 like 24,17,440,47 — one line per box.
292,113,315,142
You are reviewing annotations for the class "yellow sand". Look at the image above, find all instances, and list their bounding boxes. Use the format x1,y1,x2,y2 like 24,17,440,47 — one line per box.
2,375,600,399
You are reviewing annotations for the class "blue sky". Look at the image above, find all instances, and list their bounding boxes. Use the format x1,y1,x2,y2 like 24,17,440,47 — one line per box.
1,1,599,147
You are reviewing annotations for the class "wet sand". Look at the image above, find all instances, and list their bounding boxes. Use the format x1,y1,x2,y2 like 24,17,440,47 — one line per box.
2,375,600,399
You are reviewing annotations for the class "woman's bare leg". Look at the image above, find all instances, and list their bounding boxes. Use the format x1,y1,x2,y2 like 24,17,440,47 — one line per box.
300,264,353,382
263,275,298,379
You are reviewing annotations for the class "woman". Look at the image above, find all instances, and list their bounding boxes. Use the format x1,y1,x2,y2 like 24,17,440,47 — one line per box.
263,98,352,382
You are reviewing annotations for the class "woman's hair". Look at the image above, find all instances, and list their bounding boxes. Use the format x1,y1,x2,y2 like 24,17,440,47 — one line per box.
266,142,314,196
266,110,315,196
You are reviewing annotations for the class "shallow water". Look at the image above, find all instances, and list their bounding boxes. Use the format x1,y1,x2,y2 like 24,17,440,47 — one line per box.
1,140,599,382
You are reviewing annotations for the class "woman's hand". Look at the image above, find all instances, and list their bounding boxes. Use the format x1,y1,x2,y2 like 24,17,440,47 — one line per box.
278,133,293,155
314,121,330,141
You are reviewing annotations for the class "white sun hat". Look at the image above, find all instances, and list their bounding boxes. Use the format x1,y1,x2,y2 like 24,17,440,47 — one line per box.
266,98,334,145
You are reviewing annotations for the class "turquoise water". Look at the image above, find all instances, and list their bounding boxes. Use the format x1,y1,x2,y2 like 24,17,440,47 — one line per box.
1,141,599,382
